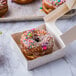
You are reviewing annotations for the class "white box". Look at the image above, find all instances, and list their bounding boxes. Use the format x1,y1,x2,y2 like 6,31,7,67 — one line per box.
11,1,76,70
11,24,76,70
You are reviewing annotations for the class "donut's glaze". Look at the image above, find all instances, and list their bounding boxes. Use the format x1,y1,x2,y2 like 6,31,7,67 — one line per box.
42,0,66,14
12,0,34,4
42,0,66,8
20,28,54,60
0,0,8,17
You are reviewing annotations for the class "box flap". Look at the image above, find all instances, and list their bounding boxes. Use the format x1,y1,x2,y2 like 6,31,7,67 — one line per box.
45,22,62,36
60,26,76,45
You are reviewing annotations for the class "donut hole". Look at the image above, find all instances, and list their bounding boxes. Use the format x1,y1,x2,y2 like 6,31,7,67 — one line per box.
34,37,40,42
33,34,40,42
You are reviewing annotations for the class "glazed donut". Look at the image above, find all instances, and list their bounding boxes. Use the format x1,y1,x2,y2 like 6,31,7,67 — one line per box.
42,0,66,14
20,28,54,60
12,0,35,4
0,0,8,17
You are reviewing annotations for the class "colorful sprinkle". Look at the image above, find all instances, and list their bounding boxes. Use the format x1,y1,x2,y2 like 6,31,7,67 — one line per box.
27,32,32,37
42,45,47,50
42,0,66,7
21,28,54,51
40,7,43,9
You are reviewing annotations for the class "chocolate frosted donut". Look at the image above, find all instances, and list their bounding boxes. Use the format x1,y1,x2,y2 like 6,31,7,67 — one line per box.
12,0,35,4
20,28,54,60
0,0,8,17
42,0,66,14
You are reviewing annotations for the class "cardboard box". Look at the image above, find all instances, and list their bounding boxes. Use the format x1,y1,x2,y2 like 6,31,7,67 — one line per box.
11,0,76,70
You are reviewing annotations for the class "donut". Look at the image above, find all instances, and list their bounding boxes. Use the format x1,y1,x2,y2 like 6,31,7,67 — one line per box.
42,0,66,14
0,0,8,17
20,28,54,60
12,0,35,4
